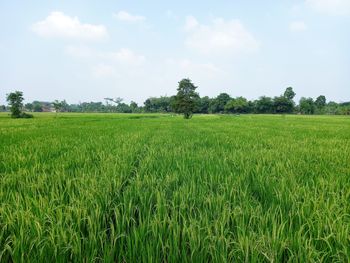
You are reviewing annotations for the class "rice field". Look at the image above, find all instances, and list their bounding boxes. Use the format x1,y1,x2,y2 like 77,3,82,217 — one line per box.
1,113,350,262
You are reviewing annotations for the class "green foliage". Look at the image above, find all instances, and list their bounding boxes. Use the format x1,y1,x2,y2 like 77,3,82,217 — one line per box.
9,86,348,116
20,112,34,118
6,91,33,118
196,96,211,114
255,96,274,113
32,101,43,112
1,113,349,262
225,97,249,113
52,100,63,113
25,103,33,112
299,97,316,114
173,78,199,119
209,93,231,113
6,91,24,118
115,103,132,113
273,96,294,113
144,96,172,113
284,87,296,100
130,101,140,113
315,95,326,108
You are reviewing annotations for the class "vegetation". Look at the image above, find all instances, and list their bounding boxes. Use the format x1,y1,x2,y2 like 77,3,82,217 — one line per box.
52,100,63,113
0,113,349,262
6,91,33,118
172,78,199,119
5,84,349,115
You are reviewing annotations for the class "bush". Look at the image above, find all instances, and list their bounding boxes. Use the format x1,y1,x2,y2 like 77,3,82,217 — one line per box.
21,112,34,118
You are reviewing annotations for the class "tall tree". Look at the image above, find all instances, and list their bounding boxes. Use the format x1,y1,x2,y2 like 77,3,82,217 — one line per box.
173,78,199,119
6,91,24,118
284,87,296,100
299,97,315,114
315,95,326,108
6,91,33,118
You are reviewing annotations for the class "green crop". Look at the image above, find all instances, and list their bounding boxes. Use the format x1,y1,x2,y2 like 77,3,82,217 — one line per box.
1,113,349,262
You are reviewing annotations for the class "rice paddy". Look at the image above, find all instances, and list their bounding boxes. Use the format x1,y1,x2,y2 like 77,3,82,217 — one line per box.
1,113,350,262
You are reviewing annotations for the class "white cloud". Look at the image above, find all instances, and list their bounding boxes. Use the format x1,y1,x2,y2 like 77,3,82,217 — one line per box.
104,48,146,66
92,64,116,78
184,17,259,55
165,58,223,80
65,46,145,79
289,21,307,32
31,11,108,40
114,11,145,23
64,45,94,58
166,10,179,20
306,0,350,15
184,16,199,31
178,59,222,77
65,46,145,66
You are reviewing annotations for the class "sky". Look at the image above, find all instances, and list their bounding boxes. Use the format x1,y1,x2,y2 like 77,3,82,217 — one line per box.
0,0,349,105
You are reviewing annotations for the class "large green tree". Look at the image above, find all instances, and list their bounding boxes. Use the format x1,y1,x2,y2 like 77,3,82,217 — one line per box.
273,96,294,113
315,95,327,114
299,97,316,114
173,78,199,119
255,96,274,113
284,87,296,100
209,93,231,113
6,91,33,118
196,96,211,114
225,97,249,113
144,97,172,113
6,91,24,118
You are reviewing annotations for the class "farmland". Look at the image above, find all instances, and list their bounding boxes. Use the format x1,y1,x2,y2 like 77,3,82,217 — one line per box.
1,113,350,262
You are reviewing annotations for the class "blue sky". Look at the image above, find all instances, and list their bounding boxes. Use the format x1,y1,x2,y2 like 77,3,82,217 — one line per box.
1,0,349,105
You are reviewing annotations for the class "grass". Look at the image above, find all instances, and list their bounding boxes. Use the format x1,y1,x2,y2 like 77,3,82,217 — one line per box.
1,113,350,262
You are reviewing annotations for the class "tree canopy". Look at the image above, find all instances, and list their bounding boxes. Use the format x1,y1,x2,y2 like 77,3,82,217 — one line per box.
4,85,350,117
6,91,33,118
172,78,199,119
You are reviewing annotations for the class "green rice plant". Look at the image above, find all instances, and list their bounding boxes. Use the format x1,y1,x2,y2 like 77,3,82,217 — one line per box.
0,113,349,262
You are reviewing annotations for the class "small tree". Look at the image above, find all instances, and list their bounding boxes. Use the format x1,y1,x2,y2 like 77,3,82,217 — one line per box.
6,91,24,118
173,78,199,119
25,103,33,112
33,101,43,112
6,91,33,118
53,100,63,112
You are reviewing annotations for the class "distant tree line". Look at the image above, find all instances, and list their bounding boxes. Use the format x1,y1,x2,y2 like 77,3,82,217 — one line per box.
2,85,350,116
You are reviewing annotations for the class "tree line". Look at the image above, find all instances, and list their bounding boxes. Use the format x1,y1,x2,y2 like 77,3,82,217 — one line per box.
3,79,350,118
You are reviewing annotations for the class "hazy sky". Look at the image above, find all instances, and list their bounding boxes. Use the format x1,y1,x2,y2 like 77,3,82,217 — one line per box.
1,0,349,105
